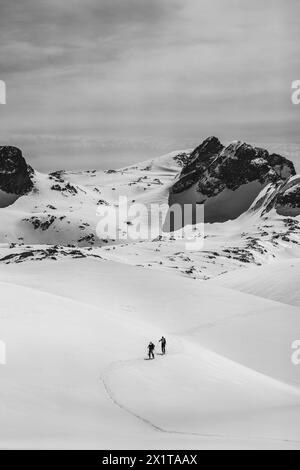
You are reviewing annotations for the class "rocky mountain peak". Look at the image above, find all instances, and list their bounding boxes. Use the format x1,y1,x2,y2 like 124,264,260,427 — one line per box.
181,136,224,177
0,146,34,196
170,137,297,224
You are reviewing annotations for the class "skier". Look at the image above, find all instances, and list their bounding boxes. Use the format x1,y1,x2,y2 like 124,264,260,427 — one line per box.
159,336,167,355
148,342,155,360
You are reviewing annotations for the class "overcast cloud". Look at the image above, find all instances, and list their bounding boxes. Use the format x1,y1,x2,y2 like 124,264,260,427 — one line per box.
0,0,299,171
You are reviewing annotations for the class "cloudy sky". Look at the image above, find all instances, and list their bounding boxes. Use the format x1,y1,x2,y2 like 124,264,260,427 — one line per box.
0,0,299,171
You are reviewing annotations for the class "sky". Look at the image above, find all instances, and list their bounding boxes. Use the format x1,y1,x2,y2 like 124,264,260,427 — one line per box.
0,0,299,171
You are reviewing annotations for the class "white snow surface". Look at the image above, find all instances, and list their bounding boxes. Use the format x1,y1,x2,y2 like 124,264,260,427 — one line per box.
0,147,299,450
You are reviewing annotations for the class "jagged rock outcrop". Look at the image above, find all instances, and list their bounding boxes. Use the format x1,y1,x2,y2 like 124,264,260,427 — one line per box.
275,177,300,216
0,146,34,196
172,137,295,195
259,177,300,217
169,137,296,224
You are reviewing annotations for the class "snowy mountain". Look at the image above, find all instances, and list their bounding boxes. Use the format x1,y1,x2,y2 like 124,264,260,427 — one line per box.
0,138,299,249
0,138,299,449
0,147,183,248
1,138,298,276
170,137,296,223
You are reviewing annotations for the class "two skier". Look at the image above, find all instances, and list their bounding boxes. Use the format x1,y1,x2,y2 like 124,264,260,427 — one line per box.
147,336,167,359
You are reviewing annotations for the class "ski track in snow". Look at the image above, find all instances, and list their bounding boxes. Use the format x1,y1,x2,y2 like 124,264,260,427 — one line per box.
101,354,300,448
1,260,300,449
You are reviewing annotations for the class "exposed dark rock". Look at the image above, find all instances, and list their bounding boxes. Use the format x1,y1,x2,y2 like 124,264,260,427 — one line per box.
173,152,192,168
169,137,296,225
172,137,224,193
51,182,78,195
0,246,103,264
0,146,34,195
49,171,65,182
274,177,300,217
23,215,57,231
172,138,295,196
78,233,96,245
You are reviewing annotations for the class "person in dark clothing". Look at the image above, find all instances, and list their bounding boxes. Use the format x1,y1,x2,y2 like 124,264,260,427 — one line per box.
159,336,167,355
148,342,155,359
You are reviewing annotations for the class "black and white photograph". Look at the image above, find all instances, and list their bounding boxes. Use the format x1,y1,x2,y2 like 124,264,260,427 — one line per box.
0,0,300,453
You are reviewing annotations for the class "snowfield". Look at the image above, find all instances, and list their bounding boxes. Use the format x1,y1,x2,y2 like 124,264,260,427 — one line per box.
0,259,300,450
0,142,299,449
214,258,300,307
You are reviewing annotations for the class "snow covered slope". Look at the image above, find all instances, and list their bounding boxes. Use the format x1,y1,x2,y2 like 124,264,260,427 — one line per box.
0,138,299,450
0,259,299,450
0,150,185,247
214,258,300,307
